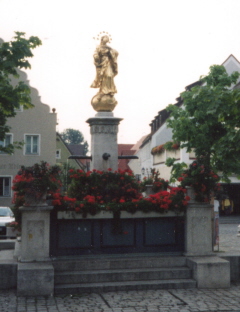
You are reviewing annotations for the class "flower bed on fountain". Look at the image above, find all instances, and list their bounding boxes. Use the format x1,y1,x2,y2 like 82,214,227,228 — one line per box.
11,162,62,231
51,168,190,217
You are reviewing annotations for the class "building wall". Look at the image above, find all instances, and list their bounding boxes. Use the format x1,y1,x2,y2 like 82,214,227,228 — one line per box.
0,73,57,207
56,134,83,170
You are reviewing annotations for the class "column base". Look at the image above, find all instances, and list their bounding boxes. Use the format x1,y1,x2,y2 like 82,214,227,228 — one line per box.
187,256,230,288
17,262,54,296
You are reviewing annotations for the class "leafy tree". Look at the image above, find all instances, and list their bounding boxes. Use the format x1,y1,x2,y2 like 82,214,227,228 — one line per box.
166,65,240,182
0,32,42,153
60,128,89,155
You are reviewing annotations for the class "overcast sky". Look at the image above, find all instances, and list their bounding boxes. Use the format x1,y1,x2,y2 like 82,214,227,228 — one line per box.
1,0,240,147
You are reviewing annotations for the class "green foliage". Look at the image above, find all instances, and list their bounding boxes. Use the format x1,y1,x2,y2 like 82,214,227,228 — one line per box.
0,32,42,153
167,65,240,181
177,158,220,202
60,128,89,155
165,158,188,183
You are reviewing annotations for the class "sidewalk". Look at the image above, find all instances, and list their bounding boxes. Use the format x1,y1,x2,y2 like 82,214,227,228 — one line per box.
217,217,240,254
0,219,240,312
1,284,240,312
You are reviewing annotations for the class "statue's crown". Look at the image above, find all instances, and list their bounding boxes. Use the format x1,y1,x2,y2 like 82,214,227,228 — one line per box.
93,31,112,43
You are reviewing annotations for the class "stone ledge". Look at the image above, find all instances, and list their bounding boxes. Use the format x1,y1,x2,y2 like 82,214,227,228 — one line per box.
0,263,17,289
187,256,230,288
57,210,184,220
17,262,54,296
220,255,240,282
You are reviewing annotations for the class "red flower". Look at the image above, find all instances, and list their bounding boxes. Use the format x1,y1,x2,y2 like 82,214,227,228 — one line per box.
63,196,76,203
52,199,61,206
84,195,96,204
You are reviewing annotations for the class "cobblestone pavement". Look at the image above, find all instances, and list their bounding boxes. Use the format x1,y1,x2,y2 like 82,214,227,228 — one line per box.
1,221,240,312
1,285,240,312
218,220,240,253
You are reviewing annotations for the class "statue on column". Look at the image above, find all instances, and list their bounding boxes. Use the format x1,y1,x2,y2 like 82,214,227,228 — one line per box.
91,33,118,112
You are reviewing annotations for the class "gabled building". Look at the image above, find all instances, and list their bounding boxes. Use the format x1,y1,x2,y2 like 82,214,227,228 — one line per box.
56,133,88,171
0,71,57,207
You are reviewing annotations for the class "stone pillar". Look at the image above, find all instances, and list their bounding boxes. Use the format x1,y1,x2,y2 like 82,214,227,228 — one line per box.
19,205,53,262
184,202,214,257
184,187,230,288
86,112,123,171
17,205,54,296
17,262,54,296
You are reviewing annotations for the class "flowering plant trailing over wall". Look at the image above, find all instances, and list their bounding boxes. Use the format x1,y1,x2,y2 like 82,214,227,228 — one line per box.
151,141,180,155
52,168,190,217
177,158,221,202
151,144,165,155
164,141,180,152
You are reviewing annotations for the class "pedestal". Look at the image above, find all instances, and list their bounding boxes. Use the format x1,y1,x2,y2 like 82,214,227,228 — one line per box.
19,205,53,262
17,205,54,296
187,257,230,288
17,262,54,296
184,194,230,288
184,202,214,256
86,112,123,171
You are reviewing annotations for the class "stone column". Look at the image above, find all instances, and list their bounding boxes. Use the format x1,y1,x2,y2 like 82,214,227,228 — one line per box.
184,187,230,288
19,205,53,262
17,205,54,296
184,202,214,256
86,112,123,171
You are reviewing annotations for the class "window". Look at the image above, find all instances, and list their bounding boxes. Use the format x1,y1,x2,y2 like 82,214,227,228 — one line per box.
25,135,40,155
0,134,13,154
56,149,61,159
14,105,23,112
0,177,11,197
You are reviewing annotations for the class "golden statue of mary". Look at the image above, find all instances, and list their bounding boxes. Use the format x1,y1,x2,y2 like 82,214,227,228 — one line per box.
91,35,118,112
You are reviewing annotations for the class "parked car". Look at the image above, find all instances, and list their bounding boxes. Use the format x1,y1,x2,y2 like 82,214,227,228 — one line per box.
0,207,15,239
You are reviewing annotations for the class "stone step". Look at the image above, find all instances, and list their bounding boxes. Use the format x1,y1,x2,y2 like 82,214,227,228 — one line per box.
54,278,197,294
53,255,187,272
55,267,192,284
0,239,15,250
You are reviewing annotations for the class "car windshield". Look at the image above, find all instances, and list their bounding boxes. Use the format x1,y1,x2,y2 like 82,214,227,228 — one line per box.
0,207,13,217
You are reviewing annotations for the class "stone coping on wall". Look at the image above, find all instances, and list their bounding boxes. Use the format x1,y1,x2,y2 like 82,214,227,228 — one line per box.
57,210,184,220
19,205,53,212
